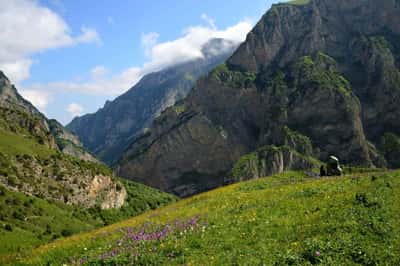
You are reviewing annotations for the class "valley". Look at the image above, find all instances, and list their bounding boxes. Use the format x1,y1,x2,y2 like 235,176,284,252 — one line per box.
0,0,399,265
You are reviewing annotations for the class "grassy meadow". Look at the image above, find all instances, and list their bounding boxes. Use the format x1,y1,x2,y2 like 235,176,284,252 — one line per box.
2,169,398,265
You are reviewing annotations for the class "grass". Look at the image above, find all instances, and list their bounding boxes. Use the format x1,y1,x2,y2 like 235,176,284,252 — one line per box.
0,179,177,260
0,130,55,158
4,170,399,265
0,113,178,259
0,185,102,257
91,178,178,226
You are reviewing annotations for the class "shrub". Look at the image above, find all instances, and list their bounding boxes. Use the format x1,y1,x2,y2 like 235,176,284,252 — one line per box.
12,211,24,220
61,228,73,237
45,224,52,235
7,175,18,186
5,224,12,231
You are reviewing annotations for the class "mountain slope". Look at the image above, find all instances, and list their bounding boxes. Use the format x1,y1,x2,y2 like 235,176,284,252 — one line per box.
67,39,238,164
0,71,178,255
0,179,177,257
116,0,400,197
0,69,179,211
6,169,399,265
0,71,97,162
0,71,126,208
0,70,177,209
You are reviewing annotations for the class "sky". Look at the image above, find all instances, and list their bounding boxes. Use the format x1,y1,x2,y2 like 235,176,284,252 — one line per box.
0,0,284,125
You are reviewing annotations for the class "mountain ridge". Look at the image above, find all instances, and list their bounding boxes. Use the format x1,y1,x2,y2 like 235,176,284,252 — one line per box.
116,0,400,197
67,38,239,164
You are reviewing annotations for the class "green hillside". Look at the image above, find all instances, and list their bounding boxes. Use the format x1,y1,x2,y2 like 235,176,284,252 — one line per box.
0,180,177,258
5,170,399,265
0,185,102,256
0,108,177,259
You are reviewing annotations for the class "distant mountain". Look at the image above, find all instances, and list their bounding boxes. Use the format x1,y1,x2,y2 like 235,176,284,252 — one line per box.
116,0,400,197
67,38,239,164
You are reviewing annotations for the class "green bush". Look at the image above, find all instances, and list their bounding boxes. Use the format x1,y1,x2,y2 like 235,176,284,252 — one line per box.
61,229,73,237
6,175,18,186
4,224,12,231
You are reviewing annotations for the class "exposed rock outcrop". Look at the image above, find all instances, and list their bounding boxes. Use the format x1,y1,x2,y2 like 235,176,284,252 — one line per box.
49,119,98,162
116,0,400,197
230,145,318,182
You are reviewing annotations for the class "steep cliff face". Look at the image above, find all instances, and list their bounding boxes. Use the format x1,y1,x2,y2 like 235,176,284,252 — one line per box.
117,0,400,197
67,39,238,164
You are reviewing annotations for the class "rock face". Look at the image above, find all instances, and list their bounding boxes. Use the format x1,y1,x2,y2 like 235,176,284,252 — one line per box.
48,119,98,162
230,145,318,182
117,0,400,197
230,127,319,182
67,39,239,164
0,71,126,209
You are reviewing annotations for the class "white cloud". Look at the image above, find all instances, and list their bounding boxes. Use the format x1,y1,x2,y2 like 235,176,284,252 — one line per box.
28,66,143,96
66,103,84,117
19,89,52,111
75,27,101,45
0,59,33,84
25,15,253,98
0,0,100,84
142,15,253,72
90,65,109,80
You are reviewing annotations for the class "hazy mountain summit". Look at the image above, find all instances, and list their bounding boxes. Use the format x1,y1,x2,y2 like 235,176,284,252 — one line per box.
67,38,239,164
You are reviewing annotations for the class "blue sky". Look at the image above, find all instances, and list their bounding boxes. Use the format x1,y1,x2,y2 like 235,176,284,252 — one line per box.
0,0,284,124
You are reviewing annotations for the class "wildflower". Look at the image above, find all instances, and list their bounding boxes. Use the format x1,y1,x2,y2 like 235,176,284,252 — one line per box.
315,251,321,257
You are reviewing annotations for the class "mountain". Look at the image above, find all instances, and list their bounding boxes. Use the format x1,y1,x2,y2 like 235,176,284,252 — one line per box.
0,71,97,163
0,70,178,209
0,71,177,255
67,38,239,164
0,70,126,208
7,169,400,265
116,0,400,197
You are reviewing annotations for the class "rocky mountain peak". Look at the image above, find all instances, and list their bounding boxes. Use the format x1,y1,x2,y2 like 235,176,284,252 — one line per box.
228,0,400,73
115,0,400,197
67,38,239,164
